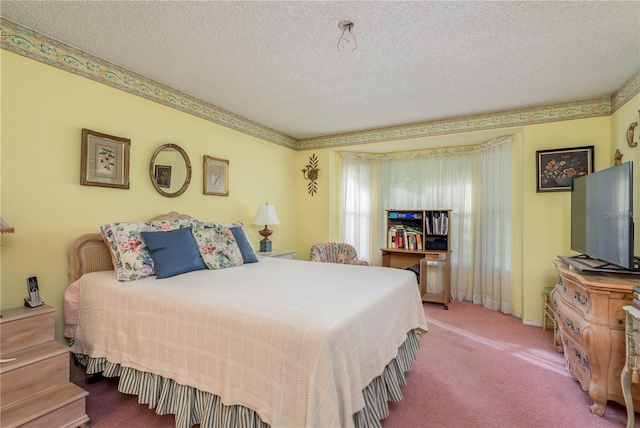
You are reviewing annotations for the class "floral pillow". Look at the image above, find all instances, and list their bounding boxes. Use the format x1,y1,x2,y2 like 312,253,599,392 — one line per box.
100,219,196,281
191,226,244,270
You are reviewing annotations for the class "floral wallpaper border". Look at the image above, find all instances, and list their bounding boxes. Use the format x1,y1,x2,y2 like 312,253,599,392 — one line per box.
299,98,613,149
0,18,297,150
612,69,640,112
2,18,638,152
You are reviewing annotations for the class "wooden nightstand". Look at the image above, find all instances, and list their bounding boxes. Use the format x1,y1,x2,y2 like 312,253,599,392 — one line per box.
257,249,296,260
0,305,89,428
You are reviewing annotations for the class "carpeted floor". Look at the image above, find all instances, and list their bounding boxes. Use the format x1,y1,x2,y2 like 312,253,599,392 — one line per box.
382,301,630,428
76,300,633,427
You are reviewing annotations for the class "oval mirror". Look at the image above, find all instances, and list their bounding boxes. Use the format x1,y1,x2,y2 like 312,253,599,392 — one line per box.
149,144,192,197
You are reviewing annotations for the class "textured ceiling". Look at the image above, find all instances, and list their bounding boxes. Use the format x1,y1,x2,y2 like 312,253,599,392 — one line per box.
2,1,639,141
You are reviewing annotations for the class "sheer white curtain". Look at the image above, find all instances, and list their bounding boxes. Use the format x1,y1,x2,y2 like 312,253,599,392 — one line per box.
339,154,376,262
340,137,513,312
472,141,513,313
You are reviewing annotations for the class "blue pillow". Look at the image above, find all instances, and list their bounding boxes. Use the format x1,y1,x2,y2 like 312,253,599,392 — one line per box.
140,227,207,278
230,226,259,263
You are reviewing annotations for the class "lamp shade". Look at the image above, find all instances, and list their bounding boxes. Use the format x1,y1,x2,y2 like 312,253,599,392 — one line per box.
252,204,280,226
0,216,14,234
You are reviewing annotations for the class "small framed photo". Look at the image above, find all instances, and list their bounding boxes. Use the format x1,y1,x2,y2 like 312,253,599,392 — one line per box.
536,146,594,192
81,129,131,189
154,165,172,188
203,155,229,196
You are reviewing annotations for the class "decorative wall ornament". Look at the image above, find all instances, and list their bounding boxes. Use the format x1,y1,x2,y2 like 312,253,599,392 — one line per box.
626,109,639,147
301,154,320,196
614,149,624,165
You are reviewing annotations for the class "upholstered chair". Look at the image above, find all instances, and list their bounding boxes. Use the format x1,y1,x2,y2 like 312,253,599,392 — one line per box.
309,242,369,266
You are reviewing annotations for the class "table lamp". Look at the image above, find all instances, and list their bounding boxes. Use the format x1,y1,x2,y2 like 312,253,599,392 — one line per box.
252,203,280,252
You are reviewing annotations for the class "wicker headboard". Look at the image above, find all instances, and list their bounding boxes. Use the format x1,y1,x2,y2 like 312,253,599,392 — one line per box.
67,211,195,282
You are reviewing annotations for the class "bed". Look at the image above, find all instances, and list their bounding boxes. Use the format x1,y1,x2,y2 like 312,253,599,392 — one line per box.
65,212,428,428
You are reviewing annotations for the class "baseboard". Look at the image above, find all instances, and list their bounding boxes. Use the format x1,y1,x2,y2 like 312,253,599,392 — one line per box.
522,319,543,327
513,311,545,328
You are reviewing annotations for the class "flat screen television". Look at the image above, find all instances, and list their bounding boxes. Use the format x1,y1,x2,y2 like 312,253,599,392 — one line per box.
570,161,639,272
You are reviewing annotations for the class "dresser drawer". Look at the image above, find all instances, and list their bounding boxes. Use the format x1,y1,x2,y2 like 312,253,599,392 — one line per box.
556,298,589,345
561,334,591,391
1,349,69,409
608,296,631,330
0,306,56,355
555,275,591,317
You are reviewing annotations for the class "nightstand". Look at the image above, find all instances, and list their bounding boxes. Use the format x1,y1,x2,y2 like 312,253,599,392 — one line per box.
0,305,89,428
257,249,296,260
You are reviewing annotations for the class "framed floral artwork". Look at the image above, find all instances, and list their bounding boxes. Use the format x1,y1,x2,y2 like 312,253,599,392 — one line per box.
154,165,172,188
203,155,229,196
536,146,594,192
81,129,131,189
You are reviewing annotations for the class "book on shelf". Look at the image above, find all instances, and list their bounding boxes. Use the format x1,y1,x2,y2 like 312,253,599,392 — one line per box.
388,228,396,248
388,211,423,220
428,211,448,235
388,225,424,250
397,212,422,219
388,225,404,249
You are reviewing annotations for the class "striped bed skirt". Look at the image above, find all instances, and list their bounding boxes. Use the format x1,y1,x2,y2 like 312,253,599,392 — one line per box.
74,329,420,428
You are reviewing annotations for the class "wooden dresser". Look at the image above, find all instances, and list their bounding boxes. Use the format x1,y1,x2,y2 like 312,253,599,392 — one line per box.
551,259,640,415
0,305,89,428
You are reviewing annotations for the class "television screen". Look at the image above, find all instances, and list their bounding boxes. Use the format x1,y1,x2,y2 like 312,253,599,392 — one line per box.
571,161,635,270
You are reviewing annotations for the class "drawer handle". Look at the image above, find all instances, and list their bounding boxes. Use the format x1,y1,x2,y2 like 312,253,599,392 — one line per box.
616,309,625,325
573,348,589,368
567,318,580,334
573,291,588,306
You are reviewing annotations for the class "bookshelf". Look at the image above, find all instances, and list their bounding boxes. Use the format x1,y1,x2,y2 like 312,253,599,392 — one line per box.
381,209,452,309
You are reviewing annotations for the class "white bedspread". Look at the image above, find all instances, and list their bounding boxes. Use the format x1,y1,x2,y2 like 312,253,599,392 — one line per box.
72,258,428,428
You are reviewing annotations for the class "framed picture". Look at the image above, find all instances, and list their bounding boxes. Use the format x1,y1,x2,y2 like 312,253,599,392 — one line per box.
203,155,229,196
154,165,172,188
81,129,131,189
536,146,594,192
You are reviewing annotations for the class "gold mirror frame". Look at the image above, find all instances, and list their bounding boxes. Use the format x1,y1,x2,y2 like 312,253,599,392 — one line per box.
149,143,192,198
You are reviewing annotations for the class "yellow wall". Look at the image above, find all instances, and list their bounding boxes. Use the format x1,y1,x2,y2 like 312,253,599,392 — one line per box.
611,93,640,257
519,117,611,322
0,51,298,339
